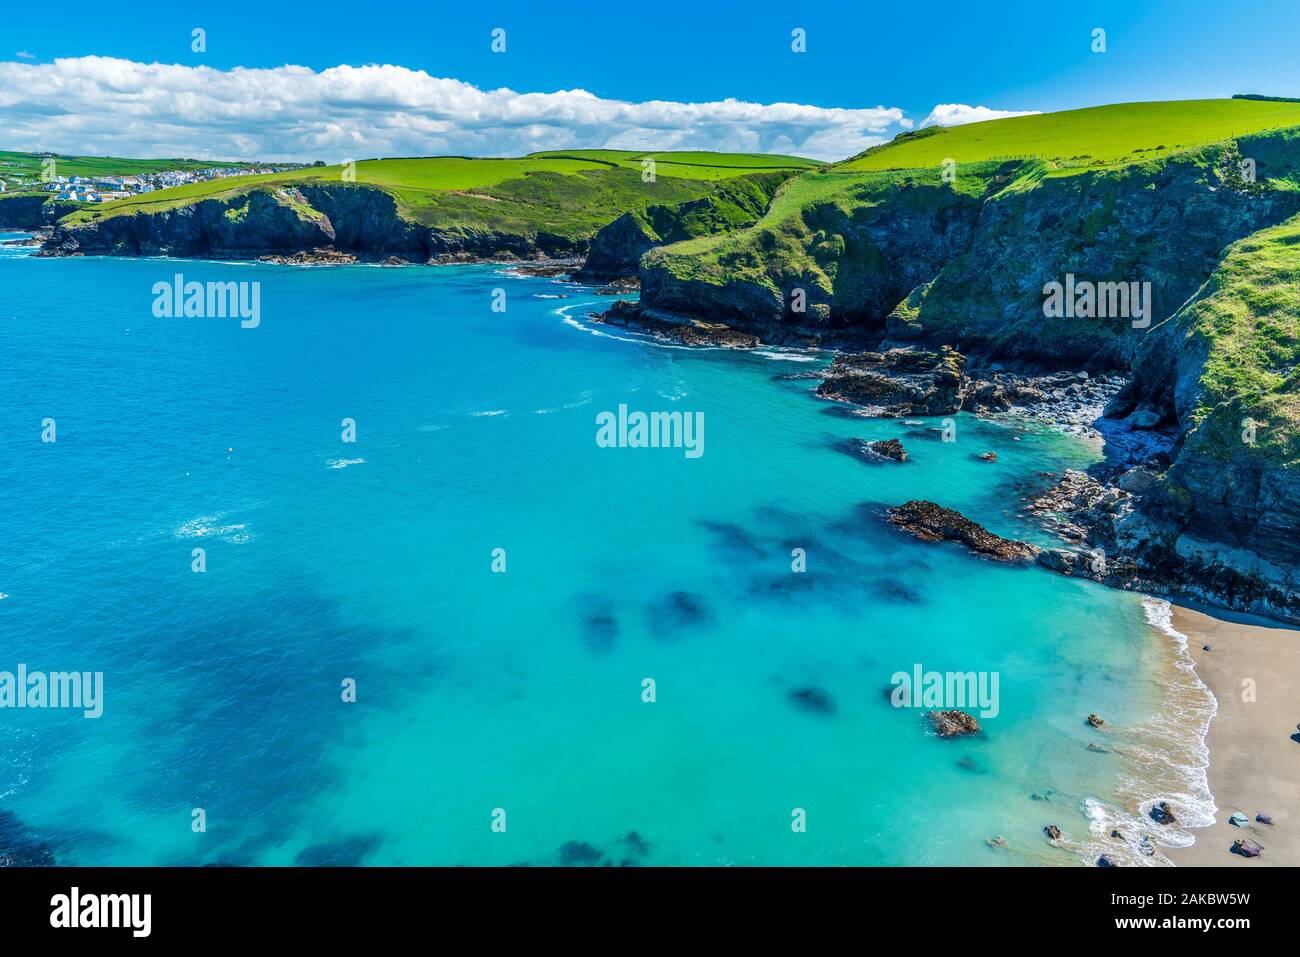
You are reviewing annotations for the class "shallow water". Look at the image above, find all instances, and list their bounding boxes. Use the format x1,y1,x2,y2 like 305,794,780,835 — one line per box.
0,238,1210,865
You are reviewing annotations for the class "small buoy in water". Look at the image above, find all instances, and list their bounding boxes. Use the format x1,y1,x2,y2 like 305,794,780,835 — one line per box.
226,447,234,455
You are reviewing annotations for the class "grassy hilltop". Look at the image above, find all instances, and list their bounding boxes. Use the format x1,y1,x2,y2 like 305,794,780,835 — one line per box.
842,98,1300,172
54,150,821,237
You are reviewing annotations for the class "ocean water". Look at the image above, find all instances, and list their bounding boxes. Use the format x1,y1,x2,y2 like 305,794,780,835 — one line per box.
0,235,1214,866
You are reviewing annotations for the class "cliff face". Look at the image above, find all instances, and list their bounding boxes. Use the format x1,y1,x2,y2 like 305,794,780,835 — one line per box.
889,145,1300,369
44,188,336,258
640,141,1300,363
41,183,588,261
574,173,789,282
639,166,995,343
0,194,77,229
1110,214,1300,599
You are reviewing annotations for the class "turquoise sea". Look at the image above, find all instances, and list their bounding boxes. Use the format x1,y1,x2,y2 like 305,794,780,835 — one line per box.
0,234,1215,866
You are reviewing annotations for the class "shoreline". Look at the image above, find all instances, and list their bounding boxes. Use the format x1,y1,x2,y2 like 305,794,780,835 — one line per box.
1163,602,1300,866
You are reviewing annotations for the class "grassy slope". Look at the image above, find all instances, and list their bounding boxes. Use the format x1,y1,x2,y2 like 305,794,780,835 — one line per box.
58,152,821,236
841,99,1300,173
1172,215,1300,465
651,99,1300,303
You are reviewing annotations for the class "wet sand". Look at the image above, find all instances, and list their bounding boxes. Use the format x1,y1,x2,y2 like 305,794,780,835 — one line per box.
1165,603,1300,867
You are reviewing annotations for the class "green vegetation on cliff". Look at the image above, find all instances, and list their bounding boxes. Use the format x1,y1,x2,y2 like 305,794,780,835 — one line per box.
57,151,819,243
1157,214,1300,464
841,99,1300,173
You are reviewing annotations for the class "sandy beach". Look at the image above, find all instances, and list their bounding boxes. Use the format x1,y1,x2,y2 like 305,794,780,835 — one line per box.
1165,603,1300,867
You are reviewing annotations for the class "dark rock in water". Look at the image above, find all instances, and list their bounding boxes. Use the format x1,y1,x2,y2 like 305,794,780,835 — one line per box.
584,613,619,652
956,756,982,773
1256,814,1274,825
977,451,997,462
294,834,381,867
887,501,1039,563
620,831,653,857
0,810,55,867
1111,829,1125,840
1203,644,1212,651
928,709,981,737
1150,801,1177,825
597,299,759,348
695,519,767,559
1097,855,1116,867
1044,825,1063,841
559,841,604,866
1087,742,1110,753
875,578,922,603
816,347,966,416
986,835,1008,848
1087,713,1106,729
1232,839,1263,858
847,437,907,463
649,590,710,631
790,686,837,715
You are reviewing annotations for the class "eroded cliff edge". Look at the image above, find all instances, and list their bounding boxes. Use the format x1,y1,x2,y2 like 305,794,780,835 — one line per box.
619,131,1300,620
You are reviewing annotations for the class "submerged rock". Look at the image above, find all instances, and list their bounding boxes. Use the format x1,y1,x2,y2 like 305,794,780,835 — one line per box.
887,501,1038,563
0,810,55,867
558,841,604,866
790,687,837,715
927,709,981,737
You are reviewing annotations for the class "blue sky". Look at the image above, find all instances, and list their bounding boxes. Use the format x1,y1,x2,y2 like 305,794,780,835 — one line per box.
4,1,1299,161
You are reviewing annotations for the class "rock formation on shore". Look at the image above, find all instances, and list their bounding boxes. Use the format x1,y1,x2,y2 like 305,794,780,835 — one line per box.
887,501,1039,563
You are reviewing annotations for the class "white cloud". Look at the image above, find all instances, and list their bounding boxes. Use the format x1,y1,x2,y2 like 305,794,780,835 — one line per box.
0,56,909,162
15,51,34,59
920,104,1040,128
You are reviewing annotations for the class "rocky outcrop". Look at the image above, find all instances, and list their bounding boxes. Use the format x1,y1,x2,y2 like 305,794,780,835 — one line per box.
886,501,1039,563
573,211,659,281
816,347,966,415
640,167,994,344
928,709,982,737
849,438,907,463
0,194,76,229
43,187,337,258
594,299,759,348
576,172,801,285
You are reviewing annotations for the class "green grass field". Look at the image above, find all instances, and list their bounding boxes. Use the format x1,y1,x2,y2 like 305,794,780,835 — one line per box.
0,150,256,188
55,151,820,230
840,99,1300,173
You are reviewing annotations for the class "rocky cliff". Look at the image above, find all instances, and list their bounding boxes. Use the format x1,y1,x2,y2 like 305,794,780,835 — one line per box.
573,173,789,282
626,130,1300,620
0,194,78,229
39,183,590,262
